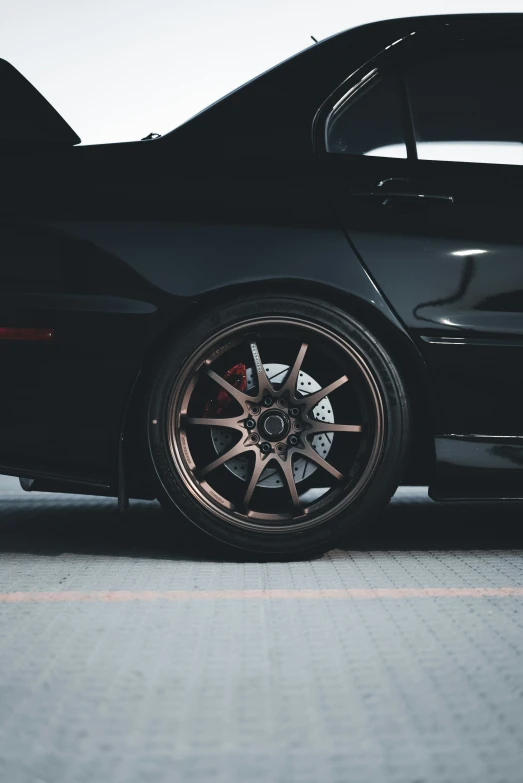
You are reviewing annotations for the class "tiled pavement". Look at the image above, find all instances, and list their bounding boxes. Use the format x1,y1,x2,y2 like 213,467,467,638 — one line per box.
1,475,523,783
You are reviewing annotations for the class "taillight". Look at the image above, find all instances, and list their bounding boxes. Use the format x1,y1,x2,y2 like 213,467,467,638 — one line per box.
0,328,54,342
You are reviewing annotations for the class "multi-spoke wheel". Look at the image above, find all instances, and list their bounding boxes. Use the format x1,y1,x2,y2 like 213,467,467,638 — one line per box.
147,296,410,556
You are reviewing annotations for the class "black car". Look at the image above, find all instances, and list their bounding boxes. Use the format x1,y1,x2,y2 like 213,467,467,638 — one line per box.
2,13,523,555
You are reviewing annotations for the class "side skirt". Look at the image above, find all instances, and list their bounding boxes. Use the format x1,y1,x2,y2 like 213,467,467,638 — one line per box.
430,435,523,501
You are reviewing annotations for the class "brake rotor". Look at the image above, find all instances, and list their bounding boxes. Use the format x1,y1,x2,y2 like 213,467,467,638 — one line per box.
209,363,334,487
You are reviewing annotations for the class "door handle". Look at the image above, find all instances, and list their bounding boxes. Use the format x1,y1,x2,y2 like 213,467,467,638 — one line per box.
352,190,454,205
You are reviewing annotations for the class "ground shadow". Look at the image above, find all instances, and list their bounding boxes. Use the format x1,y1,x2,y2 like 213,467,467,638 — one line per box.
346,488,523,551
0,486,522,561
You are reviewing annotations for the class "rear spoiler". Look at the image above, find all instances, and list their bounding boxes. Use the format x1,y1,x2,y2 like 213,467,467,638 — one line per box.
0,58,80,145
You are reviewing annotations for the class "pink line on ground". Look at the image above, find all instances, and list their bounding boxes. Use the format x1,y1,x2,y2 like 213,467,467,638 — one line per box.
0,587,522,602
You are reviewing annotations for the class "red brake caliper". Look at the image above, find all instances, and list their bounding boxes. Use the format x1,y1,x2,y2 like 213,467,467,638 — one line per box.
203,363,247,417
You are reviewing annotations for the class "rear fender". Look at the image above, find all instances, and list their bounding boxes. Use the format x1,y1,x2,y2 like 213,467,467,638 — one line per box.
123,279,436,497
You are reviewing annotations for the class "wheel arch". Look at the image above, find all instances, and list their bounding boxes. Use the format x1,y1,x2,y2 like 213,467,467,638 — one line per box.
123,279,436,498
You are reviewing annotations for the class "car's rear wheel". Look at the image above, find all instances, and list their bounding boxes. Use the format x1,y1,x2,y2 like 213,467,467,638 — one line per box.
147,296,410,556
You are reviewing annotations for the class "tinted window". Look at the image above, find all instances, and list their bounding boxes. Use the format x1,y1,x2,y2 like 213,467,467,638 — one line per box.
407,48,523,165
326,73,406,158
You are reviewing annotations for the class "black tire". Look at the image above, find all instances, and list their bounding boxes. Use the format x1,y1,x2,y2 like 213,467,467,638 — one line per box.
147,295,411,557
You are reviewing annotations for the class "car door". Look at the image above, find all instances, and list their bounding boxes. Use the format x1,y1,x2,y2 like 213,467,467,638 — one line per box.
318,26,523,439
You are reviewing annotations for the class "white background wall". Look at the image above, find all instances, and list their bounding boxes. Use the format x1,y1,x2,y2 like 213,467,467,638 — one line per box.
2,0,521,145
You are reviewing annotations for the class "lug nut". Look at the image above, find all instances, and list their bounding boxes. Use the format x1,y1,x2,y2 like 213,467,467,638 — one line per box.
263,396,273,407
288,435,299,446
245,418,256,429
275,443,285,453
250,433,260,443
277,398,287,408
251,405,261,415
293,421,303,432
289,407,300,417
260,442,271,454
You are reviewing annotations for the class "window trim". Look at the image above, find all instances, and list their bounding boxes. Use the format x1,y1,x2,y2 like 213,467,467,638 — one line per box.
398,73,417,160
323,68,379,152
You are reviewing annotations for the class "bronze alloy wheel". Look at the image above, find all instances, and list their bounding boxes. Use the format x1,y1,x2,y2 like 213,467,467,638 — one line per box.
148,296,411,554
165,316,386,533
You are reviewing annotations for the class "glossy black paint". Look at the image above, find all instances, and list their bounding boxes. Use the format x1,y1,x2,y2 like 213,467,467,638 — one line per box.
1,13,523,500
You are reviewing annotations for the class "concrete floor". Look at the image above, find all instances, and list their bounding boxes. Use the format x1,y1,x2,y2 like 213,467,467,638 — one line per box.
1,475,523,783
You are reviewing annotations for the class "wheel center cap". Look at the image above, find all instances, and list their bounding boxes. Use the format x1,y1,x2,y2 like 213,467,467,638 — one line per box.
259,411,290,441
